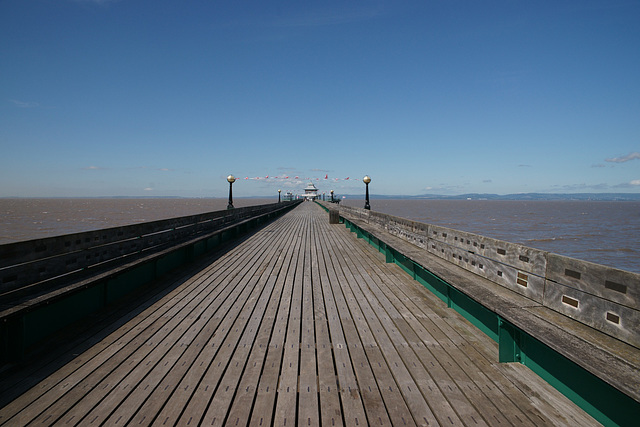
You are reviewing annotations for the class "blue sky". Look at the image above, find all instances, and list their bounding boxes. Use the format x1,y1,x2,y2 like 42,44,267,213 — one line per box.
1,0,639,198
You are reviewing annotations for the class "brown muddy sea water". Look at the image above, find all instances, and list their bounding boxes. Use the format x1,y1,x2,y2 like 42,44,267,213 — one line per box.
1,198,639,273
342,198,640,274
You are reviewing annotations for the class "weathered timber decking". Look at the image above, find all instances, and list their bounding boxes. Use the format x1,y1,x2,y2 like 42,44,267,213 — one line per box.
0,202,599,426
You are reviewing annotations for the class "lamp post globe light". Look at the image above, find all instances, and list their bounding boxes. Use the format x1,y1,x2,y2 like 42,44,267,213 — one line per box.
227,174,236,209
330,190,334,203
363,175,371,210
278,189,281,203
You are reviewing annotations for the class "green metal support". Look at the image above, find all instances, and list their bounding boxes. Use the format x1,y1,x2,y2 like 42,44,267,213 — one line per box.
498,318,522,363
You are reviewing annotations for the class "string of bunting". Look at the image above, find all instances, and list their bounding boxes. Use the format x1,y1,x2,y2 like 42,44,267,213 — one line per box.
241,174,359,182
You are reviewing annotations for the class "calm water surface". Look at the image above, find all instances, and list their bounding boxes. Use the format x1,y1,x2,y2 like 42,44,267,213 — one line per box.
0,198,273,243
1,198,638,273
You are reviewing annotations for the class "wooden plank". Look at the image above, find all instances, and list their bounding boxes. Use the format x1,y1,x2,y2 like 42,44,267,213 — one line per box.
316,236,378,426
329,243,436,426
122,214,299,426
298,219,320,427
339,243,494,426
371,250,560,426
0,250,223,407
344,225,539,426
496,362,601,426
223,217,304,426
0,247,245,424
334,207,600,426
92,219,284,422
164,217,303,426
249,214,306,426
368,266,488,426
80,257,265,425
47,225,280,425
14,255,240,426
203,216,305,426
316,223,396,426
199,275,279,426
273,216,307,426
310,217,344,427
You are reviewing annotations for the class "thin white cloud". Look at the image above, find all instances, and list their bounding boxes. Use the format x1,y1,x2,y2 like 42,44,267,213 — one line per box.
605,152,640,163
144,187,153,191
82,165,173,172
561,183,611,191
630,180,640,186
9,99,40,108
422,184,465,194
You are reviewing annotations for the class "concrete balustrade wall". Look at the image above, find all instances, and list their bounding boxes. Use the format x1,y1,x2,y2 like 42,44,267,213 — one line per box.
335,204,640,348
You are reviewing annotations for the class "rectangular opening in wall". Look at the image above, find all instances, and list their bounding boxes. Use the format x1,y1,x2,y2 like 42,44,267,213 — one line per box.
519,255,530,263
606,312,620,325
565,269,581,280
497,248,506,255
605,281,627,294
517,272,529,287
562,295,579,308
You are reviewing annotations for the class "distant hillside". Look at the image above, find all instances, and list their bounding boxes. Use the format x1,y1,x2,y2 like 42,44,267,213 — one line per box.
340,193,640,201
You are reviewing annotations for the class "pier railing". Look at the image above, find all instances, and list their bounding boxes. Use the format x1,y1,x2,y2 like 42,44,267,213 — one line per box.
332,203,639,348
321,201,639,425
0,201,298,299
0,200,301,360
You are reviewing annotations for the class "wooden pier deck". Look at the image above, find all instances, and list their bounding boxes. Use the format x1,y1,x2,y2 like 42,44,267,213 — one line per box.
0,202,599,426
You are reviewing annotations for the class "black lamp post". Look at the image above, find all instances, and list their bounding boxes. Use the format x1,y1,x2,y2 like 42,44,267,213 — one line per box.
278,189,281,203
227,174,236,209
363,175,371,210
330,190,334,203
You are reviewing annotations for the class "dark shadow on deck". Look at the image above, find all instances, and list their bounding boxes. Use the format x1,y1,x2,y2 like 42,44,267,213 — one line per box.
0,216,279,408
